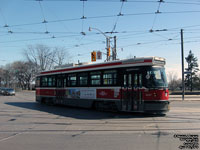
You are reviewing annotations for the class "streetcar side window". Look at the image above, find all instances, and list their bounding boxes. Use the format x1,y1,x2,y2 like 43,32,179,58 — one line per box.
48,77,52,87
68,74,77,86
103,70,117,85
41,76,48,87
79,73,88,86
90,71,101,85
48,76,56,87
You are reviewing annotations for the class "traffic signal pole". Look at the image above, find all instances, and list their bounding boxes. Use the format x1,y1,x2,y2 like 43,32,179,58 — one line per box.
89,27,117,62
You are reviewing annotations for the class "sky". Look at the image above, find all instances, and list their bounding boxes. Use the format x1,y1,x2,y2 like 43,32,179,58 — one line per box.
0,0,200,79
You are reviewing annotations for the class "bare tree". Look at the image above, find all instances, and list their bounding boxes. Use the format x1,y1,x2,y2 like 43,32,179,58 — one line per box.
0,64,14,88
11,61,34,90
53,46,71,67
24,44,71,72
24,44,57,72
0,61,36,90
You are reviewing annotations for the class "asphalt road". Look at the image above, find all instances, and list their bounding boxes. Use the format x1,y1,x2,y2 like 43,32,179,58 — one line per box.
0,91,199,150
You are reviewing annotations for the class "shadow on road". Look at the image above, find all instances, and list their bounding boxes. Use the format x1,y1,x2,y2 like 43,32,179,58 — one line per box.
5,102,162,120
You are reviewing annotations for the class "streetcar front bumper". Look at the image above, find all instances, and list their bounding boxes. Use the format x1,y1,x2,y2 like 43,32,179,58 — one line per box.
143,100,170,114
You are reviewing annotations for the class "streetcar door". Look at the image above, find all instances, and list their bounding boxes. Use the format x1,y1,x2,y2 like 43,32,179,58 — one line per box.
132,72,144,111
121,71,143,111
56,75,65,100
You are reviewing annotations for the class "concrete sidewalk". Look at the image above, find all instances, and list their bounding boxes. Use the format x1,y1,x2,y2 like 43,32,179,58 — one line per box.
169,95,200,101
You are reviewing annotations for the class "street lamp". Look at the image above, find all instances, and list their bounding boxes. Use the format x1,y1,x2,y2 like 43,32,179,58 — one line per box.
89,27,108,38
89,27,112,61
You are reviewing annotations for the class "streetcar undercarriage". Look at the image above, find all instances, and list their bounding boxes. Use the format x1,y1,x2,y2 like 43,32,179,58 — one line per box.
36,96,169,114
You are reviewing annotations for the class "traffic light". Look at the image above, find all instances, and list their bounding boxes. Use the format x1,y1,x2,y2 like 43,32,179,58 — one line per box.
107,47,111,57
91,51,96,62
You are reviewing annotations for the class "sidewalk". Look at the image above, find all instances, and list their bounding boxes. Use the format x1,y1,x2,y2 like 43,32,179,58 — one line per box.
169,95,200,101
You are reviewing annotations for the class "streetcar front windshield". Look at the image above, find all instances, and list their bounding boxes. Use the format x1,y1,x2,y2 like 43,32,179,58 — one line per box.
145,67,168,88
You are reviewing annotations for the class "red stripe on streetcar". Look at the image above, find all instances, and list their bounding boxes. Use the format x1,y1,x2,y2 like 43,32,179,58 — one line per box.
144,59,152,63
40,59,153,75
41,62,122,75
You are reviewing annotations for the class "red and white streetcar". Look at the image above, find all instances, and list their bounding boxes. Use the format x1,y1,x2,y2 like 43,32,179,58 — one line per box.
36,56,169,114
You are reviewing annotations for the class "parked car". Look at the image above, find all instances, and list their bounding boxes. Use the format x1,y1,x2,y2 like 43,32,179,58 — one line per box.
0,87,4,95
1,88,15,96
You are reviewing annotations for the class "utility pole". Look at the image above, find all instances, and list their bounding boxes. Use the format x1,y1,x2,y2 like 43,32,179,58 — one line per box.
181,29,185,100
89,27,112,62
89,27,118,62
112,36,117,60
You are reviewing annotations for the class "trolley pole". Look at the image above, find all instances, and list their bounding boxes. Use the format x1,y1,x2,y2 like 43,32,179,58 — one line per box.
181,29,185,100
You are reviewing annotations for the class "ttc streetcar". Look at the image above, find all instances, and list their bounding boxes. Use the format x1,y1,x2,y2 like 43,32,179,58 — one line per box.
36,57,170,114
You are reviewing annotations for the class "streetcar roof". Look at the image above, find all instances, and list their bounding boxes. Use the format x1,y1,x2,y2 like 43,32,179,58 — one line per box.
39,56,165,76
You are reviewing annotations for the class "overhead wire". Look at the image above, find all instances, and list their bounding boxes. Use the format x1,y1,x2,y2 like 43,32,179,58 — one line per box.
0,7,12,33
150,0,164,31
0,8,8,27
31,0,200,6
111,0,126,33
1,0,200,56
0,31,101,44
1,10,200,29
0,22,200,39
119,39,173,48
81,0,87,35
0,34,82,43
38,0,50,34
118,33,200,49
164,24,200,31
0,31,84,35
0,8,200,28
164,1,200,6
43,3,72,36
150,32,172,40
